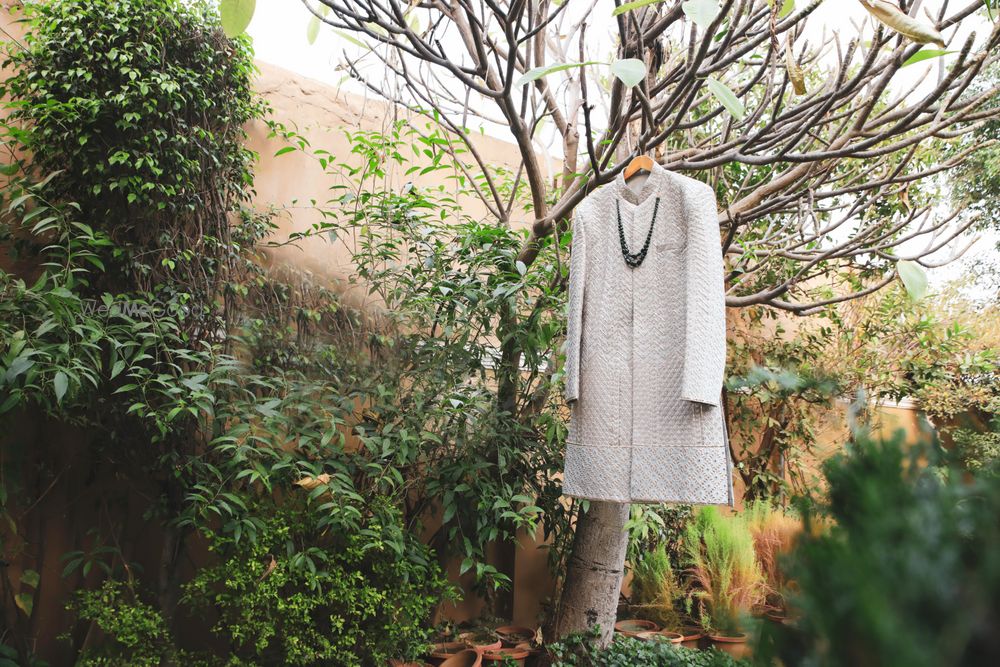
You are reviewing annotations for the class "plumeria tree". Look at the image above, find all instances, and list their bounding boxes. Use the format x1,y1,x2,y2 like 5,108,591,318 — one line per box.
223,0,1000,644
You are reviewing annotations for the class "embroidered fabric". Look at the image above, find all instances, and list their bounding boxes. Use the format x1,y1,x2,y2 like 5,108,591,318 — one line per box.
563,162,733,505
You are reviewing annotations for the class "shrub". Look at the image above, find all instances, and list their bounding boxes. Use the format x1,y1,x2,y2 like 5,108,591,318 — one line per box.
68,580,175,667
183,506,451,666
760,430,1000,667
683,507,764,634
952,427,1000,474
549,629,749,667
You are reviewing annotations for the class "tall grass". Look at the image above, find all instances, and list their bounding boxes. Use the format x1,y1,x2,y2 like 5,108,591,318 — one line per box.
744,501,801,603
629,543,682,629
684,507,765,634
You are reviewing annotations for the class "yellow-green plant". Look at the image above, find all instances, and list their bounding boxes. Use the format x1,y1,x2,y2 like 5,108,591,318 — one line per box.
628,543,681,630
684,507,764,634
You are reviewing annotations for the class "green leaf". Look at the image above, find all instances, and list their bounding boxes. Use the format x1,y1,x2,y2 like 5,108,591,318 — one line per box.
333,29,369,49
54,371,68,403
610,58,647,87
516,61,599,87
220,0,256,38
768,0,795,18
307,15,321,45
4,356,35,383
515,260,527,276
902,49,955,67
859,0,946,47
706,76,745,120
14,592,32,617
274,146,298,157
611,0,663,17
682,0,722,29
20,569,39,588
897,260,928,301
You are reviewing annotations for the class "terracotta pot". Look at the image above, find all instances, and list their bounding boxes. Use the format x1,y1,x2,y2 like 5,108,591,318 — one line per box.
678,626,706,650
614,619,659,637
495,625,536,647
514,642,545,667
635,630,676,643
481,647,530,666
428,642,471,665
458,632,502,653
709,632,751,659
439,649,482,667
764,609,787,624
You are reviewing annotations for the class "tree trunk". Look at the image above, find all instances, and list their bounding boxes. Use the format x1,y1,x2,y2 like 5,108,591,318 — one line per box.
551,500,630,645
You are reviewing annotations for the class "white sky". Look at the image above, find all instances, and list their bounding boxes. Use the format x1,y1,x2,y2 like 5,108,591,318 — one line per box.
245,0,998,292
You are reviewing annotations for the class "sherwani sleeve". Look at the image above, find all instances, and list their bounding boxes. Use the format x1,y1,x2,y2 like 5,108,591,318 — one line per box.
564,213,586,403
681,183,726,407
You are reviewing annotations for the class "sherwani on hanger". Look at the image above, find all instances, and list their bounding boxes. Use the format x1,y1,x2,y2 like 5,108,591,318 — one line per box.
563,161,734,505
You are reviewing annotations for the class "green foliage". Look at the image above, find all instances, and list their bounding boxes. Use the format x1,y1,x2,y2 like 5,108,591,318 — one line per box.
2,0,259,221
625,503,694,567
184,506,447,666
549,629,749,667
0,1,456,664
683,507,764,634
725,307,843,500
953,426,1000,474
273,119,572,598
0,0,266,342
760,430,1000,667
69,580,176,667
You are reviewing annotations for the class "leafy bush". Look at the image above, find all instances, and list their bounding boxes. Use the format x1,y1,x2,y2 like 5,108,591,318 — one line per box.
0,1,461,664
953,427,1000,474
626,503,694,567
1,0,261,246
68,580,177,667
683,507,764,634
183,505,450,666
549,629,749,667
760,430,1000,666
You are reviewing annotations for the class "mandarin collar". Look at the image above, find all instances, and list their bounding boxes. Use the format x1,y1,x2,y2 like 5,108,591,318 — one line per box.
614,159,668,206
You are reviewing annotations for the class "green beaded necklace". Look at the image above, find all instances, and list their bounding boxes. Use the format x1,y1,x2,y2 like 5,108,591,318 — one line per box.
615,196,660,268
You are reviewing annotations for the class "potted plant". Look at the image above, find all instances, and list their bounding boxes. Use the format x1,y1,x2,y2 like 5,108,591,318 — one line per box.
628,543,684,632
428,642,472,665
481,646,530,666
684,506,765,658
514,642,545,667
677,624,706,650
457,629,502,653
745,500,801,622
613,618,659,636
495,625,536,647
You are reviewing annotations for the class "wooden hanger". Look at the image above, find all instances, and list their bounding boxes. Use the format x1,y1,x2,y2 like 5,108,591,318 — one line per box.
623,154,655,181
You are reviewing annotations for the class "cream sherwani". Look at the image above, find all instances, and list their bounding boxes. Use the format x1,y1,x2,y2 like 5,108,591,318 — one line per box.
563,162,733,505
